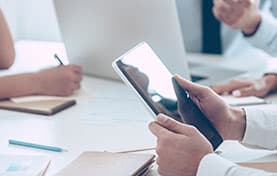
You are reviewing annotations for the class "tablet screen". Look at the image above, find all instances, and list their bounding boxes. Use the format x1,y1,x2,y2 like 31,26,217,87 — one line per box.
116,43,181,121
115,43,223,149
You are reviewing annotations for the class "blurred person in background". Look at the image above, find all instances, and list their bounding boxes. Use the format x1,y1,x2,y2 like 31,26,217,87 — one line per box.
212,0,277,98
0,8,82,99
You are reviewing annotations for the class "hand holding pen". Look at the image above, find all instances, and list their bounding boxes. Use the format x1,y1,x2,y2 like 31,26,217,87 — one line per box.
30,54,82,96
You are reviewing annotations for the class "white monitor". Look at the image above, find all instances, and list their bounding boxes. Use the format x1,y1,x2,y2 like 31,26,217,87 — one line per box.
54,0,190,80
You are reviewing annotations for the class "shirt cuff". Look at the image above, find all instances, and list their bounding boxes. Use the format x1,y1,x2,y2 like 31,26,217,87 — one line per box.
242,107,277,150
245,12,277,51
197,153,237,176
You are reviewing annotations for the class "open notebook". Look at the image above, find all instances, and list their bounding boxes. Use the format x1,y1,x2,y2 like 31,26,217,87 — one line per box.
221,96,267,106
56,152,155,176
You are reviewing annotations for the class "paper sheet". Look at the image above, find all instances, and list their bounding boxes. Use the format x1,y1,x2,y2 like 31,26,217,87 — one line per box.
0,154,50,176
11,88,91,103
11,96,65,103
222,96,267,106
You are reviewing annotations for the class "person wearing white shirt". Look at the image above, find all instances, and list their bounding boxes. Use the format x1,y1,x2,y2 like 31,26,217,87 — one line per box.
149,75,277,176
212,0,277,98
176,0,270,54
213,0,277,56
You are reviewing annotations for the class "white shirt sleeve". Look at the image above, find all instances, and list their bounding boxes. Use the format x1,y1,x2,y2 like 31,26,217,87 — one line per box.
245,12,277,57
242,107,277,150
197,107,277,176
197,153,276,176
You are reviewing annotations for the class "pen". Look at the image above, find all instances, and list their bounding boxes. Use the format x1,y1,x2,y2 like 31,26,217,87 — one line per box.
54,54,64,65
9,139,67,152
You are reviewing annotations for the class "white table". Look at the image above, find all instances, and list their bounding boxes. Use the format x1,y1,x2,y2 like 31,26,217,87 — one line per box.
0,41,276,176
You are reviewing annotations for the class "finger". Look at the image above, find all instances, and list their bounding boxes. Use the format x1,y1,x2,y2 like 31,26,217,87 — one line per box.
156,157,161,165
74,66,83,74
157,166,167,176
224,0,241,6
212,80,252,94
156,114,193,135
149,121,174,138
253,80,266,91
74,73,83,82
68,65,82,73
74,79,82,85
220,0,239,8
232,86,256,97
73,82,81,90
222,5,246,27
218,8,234,25
174,75,208,96
64,89,74,96
213,0,230,21
70,71,82,83
237,0,251,8
224,0,250,20
215,1,232,14
213,6,224,21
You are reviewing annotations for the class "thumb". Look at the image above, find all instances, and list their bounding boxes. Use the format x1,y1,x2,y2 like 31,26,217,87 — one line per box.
174,75,207,97
156,114,194,135
149,120,174,138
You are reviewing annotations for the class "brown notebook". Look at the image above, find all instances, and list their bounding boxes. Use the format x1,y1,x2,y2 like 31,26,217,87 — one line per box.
0,99,76,115
56,152,155,176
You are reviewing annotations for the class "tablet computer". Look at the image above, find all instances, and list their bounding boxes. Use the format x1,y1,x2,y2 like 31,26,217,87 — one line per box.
112,42,223,150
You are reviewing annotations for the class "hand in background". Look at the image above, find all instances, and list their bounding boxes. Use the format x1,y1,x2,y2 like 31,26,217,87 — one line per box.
36,65,82,96
212,74,277,98
213,0,261,34
149,114,213,176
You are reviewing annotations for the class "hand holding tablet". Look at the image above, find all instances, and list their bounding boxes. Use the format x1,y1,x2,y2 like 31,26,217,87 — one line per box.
113,42,223,150
172,77,223,149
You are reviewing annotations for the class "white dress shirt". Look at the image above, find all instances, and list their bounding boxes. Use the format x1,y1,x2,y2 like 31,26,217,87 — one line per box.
246,0,277,57
196,2,277,175
197,107,277,176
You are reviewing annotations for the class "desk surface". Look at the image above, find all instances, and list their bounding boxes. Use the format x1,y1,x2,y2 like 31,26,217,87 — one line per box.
0,41,277,176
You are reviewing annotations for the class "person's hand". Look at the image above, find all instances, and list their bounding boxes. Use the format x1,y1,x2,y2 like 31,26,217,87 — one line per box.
36,65,82,96
213,0,261,34
212,74,277,98
149,114,213,176
174,75,246,141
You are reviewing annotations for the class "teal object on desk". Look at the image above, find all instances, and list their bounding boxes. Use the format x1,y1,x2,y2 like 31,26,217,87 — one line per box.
9,139,66,152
